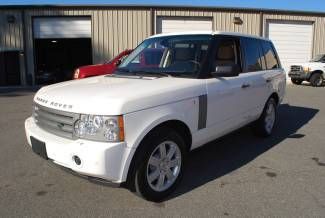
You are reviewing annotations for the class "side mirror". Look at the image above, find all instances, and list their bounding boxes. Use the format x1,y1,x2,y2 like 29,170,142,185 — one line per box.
211,64,240,77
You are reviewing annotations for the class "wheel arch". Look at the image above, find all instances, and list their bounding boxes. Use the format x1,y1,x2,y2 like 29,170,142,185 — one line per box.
124,119,192,190
308,70,324,79
269,92,280,105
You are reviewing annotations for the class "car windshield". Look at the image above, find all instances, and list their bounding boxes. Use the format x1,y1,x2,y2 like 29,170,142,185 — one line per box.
116,35,213,78
310,54,325,62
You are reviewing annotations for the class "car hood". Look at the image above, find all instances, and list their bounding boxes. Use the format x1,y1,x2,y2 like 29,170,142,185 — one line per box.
292,62,324,68
34,75,206,115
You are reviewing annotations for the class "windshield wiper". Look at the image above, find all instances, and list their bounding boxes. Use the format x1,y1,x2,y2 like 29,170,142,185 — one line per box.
134,71,172,78
116,68,172,78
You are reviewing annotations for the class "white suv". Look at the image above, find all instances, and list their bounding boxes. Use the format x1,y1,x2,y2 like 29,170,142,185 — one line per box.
289,54,325,87
25,32,286,201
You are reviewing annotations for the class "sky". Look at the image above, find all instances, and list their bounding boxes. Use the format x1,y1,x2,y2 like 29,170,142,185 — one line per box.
1,0,325,13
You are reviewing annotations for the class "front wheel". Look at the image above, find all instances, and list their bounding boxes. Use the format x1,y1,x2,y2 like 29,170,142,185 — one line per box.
310,73,323,87
252,98,277,137
291,78,303,85
133,128,186,202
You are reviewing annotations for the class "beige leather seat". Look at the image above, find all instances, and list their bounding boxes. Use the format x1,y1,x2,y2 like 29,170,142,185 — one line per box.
216,43,236,65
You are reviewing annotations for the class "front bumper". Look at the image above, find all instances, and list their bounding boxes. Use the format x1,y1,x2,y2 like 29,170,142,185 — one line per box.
288,71,310,80
25,117,135,184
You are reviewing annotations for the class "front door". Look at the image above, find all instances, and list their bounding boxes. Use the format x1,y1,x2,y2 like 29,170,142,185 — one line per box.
205,36,250,140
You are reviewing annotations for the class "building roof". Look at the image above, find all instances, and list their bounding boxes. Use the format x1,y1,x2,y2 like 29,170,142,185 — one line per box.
0,4,325,16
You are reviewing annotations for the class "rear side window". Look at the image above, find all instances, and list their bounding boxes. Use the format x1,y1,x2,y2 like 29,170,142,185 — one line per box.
261,41,280,70
242,38,264,72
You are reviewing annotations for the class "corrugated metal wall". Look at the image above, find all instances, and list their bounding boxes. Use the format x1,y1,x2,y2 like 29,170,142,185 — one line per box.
155,9,261,36
0,7,325,85
263,13,325,56
0,10,24,51
0,10,25,84
23,8,151,84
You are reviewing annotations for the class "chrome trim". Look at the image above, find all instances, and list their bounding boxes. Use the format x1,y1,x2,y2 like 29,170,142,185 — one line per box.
290,65,302,72
34,103,80,139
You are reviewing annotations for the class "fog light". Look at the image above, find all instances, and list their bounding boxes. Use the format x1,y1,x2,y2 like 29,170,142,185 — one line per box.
73,155,81,165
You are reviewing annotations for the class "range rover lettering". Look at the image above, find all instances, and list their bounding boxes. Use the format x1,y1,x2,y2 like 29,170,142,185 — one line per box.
25,32,286,201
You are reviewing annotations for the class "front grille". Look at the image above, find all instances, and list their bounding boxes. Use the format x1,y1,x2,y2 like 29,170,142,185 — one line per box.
33,104,79,139
290,65,302,72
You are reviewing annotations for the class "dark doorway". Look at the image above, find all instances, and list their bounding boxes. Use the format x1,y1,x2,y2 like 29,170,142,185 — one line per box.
0,51,21,86
34,38,92,85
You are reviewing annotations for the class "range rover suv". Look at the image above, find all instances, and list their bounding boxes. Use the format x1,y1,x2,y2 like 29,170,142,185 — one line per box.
25,32,286,201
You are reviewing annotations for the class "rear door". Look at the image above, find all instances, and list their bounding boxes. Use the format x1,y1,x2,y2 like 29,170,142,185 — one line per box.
240,38,270,119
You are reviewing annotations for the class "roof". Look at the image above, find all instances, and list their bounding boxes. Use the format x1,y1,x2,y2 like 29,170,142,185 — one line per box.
0,4,325,17
148,31,271,41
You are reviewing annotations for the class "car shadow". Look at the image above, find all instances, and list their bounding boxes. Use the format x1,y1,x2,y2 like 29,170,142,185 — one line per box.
167,104,318,200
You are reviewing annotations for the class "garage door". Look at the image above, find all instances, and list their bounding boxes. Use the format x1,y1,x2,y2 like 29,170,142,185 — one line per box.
266,21,313,75
33,17,91,39
157,17,213,34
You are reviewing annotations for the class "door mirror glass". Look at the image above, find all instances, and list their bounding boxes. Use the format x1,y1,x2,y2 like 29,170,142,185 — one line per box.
211,64,240,77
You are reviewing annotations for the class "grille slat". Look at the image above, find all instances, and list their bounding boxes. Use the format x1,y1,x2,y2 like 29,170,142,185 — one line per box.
36,109,74,125
35,116,73,133
34,104,79,139
290,65,302,72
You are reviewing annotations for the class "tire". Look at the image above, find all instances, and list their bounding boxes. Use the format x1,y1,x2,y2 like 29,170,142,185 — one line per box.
291,78,303,85
133,127,187,202
309,73,324,87
252,98,277,137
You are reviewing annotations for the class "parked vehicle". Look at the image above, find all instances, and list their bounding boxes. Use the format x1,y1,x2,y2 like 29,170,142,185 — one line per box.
25,32,286,201
288,54,325,87
73,49,132,79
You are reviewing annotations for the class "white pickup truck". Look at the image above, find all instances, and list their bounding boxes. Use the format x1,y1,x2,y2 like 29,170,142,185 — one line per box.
289,54,325,87
25,32,286,201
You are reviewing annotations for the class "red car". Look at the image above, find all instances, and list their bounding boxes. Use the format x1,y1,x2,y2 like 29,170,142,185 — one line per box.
73,49,132,79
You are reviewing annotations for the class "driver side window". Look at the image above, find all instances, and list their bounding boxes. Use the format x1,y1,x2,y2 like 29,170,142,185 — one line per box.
213,38,242,73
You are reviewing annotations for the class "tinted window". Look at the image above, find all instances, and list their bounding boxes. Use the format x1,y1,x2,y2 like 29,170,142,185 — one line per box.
261,41,280,70
242,38,264,72
213,38,242,72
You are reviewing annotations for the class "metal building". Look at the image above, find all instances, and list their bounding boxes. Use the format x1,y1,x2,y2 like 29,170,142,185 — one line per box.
0,5,325,86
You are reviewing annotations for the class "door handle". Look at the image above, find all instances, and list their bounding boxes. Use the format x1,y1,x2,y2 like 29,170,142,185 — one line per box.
241,83,250,89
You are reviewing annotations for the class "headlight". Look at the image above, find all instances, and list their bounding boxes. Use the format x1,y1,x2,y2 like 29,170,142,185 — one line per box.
73,69,80,79
74,115,124,142
303,66,311,72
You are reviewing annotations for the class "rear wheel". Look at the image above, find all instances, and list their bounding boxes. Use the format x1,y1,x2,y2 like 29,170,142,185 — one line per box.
133,128,186,202
252,98,277,137
310,73,323,87
291,78,303,85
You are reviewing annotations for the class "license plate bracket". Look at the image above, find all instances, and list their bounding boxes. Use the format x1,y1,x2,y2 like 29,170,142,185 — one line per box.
31,136,48,160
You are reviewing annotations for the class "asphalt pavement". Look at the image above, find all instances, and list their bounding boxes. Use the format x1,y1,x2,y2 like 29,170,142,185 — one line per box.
0,85,324,217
